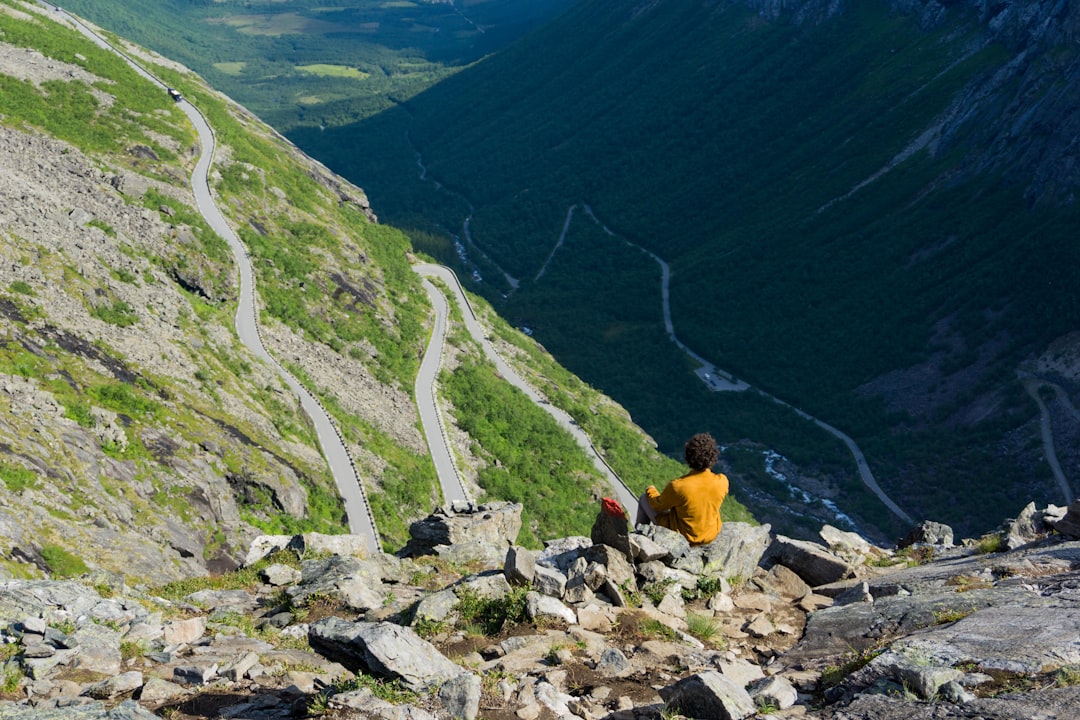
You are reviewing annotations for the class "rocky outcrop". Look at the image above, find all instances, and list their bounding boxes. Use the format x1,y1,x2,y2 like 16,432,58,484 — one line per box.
1,501,1076,718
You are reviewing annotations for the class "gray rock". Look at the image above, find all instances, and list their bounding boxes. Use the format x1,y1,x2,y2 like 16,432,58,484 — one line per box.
759,564,811,599
260,563,301,586
71,623,122,676
162,617,206,645
220,651,260,682
184,589,256,613
244,535,300,566
331,687,438,719
300,532,371,558
412,589,457,625
635,524,690,560
1051,499,1080,539
629,533,671,563
294,555,386,611
136,676,187,704
590,503,632,559
82,671,143,699
173,662,218,685
536,536,592,573
524,591,576,625
898,520,954,548
1003,502,1042,550
456,571,511,600
819,524,876,561
309,618,463,692
701,522,772,582
438,671,481,720
585,544,636,588
763,535,852,587
749,675,797,710
406,502,522,559
0,699,161,719
596,647,630,677
659,671,756,720
503,546,536,586
533,565,567,599
939,679,976,703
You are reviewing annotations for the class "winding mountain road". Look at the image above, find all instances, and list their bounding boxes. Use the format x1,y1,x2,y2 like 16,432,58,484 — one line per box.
577,204,914,526
413,264,639,514
1020,373,1074,504
51,3,381,552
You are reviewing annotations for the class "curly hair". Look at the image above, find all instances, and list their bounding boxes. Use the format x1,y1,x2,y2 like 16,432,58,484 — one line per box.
684,433,719,471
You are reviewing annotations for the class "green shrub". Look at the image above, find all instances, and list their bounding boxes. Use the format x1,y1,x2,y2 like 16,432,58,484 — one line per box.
90,300,138,327
0,465,37,492
40,544,89,578
453,585,531,635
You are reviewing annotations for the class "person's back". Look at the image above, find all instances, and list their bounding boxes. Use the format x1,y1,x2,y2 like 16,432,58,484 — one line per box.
638,433,728,545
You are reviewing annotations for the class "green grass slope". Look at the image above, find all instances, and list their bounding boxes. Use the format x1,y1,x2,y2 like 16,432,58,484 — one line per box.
294,0,1080,538
0,0,722,576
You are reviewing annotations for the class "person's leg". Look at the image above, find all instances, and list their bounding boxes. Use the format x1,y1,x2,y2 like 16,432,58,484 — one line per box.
635,492,658,526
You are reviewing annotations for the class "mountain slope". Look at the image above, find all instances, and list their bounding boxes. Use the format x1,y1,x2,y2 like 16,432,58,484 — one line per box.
293,0,1080,538
0,0,713,582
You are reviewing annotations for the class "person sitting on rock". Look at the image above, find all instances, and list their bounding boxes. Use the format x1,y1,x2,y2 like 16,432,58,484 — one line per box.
636,432,728,545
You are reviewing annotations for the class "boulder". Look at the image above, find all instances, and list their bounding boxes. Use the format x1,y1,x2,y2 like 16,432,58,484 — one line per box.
293,555,386,611
160,617,205,643
762,535,852,587
331,687,438,719
1051,499,1080,539
749,675,798,710
701,522,772,581
524,591,576,625
584,544,636,588
758,564,811,600
533,565,568,599
83,671,143,699
659,671,756,720
819,524,876,562
438,671,482,720
898,520,954,548
590,499,632,559
309,618,464,692
503,546,536,586
1002,502,1042,550
635,524,690,560
404,502,522,560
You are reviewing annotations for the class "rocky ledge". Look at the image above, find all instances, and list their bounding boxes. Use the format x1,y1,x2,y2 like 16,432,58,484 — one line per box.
1,499,1080,719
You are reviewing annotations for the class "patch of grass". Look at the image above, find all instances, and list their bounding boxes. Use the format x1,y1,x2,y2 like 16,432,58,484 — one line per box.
819,647,885,691
41,544,89,578
895,545,935,566
90,300,138,327
974,533,1005,554
152,550,298,600
88,219,116,237
9,281,33,296
945,574,993,592
0,464,38,492
638,618,678,642
325,673,417,705
1055,665,1080,687
453,585,531,635
412,616,448,639
685,612,723,646
295,64,369,79
643,578,676,607
932,606,975,624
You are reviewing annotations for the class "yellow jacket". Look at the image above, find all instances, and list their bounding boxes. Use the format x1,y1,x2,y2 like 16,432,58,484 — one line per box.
646,469,729,545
